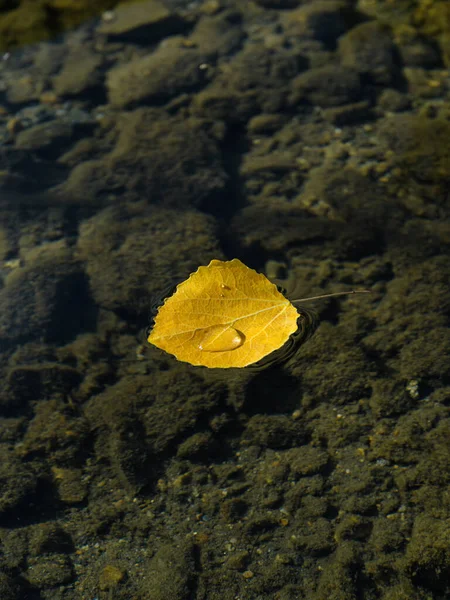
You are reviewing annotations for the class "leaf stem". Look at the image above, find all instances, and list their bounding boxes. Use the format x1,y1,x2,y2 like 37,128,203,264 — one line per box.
291,289,372,304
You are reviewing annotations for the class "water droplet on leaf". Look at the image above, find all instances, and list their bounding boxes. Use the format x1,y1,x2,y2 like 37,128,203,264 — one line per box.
198,325,245,352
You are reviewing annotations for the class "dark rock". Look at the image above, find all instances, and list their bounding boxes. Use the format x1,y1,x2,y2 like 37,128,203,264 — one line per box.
242,415,306,449
377,113,450,183
33,42,66,77
19,398,91,463
289,65,361,107
52,45,104,97
370,379,414,417
247,114,286,134
108,414,159,491
286,446,329,477
298,327,372,404
285,478,325,513
189,10,245,57
281,1,356,47
107,45,209,108
402,66,445,98
177,431,218,462
220,499,249,523
403,516,450,591
253,0,300,7
25,554,74,588
7,363,82,403
398,38,442,68
14,121,94,159
76,204,221,315
0,147,68,193
84,370,227,489
322,100,372,124
0,573,27,600
0,452,37,517
63,108,227,209
142,542,196,600
0,243,96,348
399,326,450,382
97,0,189,43
192,43,307,122
231,205,335,254
99,565,127,591
377,88,411,112
220,44,307,94
338,21,400,84
291,517,334,555
15,121,73,151
191,87,260,124
0,418,25,443
29,522,74,555
52,467,88,504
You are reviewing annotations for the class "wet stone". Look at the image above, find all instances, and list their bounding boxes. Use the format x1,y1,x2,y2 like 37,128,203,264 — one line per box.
242,415,307,450
403,66,446,98
0,418,25,443
220,498,249,523
338,21,399,84
51,467,88,504
247,113,286,135
191,87,260,125
376,113,450,183
0,242,96,348
289,65,362,107
107,44,208,108
25,554,74,588
14,121,78,157
99,565,126,591
64,108,227,209
291,517,334,555
97,0,189,43
3,72,44,105
322,100,372,125
398,37,442,68
7,363,82,404
377,88,411,112
76,205,222,315
189,9,245,57
369,378,413,417
284,476,325,513
0,452,38,516
225,550,251,570
0,573,25,600
403,515,450,590
20,398,90,464
0,529,28,570
142,541,196,600
28,522,73,556
253,0,300,7
286,446,329,477
281,1,355,46
176,431,218,462
52,45,104,97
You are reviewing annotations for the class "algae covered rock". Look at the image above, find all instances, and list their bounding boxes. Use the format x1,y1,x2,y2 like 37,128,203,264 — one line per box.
289,65,362,107
338,21,400,84
0,241,94,347
62,108,227,209
107,44,209,108
76,204,222,316
377,113,450,183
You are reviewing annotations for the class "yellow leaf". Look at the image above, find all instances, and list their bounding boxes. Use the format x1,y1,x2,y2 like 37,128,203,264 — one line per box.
148,258,302,368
